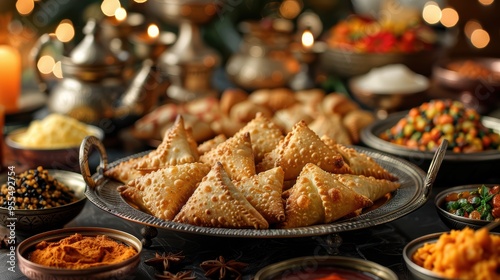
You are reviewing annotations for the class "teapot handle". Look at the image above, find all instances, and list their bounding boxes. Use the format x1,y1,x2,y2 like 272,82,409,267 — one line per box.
29,33,64,94
79,135,108,189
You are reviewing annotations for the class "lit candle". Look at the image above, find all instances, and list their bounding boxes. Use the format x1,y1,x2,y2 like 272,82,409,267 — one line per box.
301,29,314,51
131,23,175,60
0,44,21,113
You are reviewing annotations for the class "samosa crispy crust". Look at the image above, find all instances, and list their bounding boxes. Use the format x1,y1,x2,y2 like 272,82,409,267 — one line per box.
104,157,145,184
257,121,351,180
118,162,210,220
327,142,398,181
199,132,256,181
134,115,199,172
234,167,285,224
233,112,284,164
279,163,373,228
332,173,401,202
174,162,269,229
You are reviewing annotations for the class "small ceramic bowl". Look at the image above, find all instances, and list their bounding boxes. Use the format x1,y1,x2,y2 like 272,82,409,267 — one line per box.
403,231,500,280
0,169,87,233
254,255,398,280
434,184,499,232
17,227,142,280
5,125,104,172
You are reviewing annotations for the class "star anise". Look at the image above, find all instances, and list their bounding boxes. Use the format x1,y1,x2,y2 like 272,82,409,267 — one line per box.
145,251,185,272
200,256,248,280
155,271,196,280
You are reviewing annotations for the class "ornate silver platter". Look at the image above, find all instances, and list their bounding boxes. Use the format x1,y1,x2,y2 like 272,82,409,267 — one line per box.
79,136,430,244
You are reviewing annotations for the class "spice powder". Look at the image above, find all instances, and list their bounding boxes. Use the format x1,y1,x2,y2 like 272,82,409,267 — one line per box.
29,233,137,269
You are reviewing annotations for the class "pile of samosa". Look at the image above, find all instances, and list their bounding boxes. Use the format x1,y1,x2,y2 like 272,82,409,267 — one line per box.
108,113,400,229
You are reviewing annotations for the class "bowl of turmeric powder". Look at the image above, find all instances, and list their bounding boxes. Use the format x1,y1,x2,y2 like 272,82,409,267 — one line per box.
17,227,142,280
403,228,500,280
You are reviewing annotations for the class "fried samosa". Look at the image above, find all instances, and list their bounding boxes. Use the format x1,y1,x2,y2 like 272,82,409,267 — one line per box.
279,163,373,228
257,121,351,180
117,162,210,220
199,132,256,181
332,173,401,202
234,167,285,224
174,162,269,229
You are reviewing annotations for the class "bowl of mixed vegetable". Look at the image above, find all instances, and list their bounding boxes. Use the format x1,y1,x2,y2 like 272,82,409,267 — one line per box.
361,99,500,184
435,184,500,232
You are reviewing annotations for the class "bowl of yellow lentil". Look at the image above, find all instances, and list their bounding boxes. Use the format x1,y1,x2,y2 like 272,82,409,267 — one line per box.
0,167,87,233
360,99,500,184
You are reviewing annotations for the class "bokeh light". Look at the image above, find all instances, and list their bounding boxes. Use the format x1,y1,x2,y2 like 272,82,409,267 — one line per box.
464,20,482,38
37,55,55,75
440,7,459,28
147,24,160,38
55,20,75,43
470,29,490,48
279,0,303,20
114,7,127,21
101,0,121,17
301,29,314,49
422,1,442,25
16,0,35,15
478,0,494,6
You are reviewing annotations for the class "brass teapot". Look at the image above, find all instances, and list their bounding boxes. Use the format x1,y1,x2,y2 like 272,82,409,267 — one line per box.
31,19,164,127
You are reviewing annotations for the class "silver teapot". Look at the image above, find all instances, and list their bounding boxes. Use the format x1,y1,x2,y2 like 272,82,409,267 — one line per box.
31,19,164,126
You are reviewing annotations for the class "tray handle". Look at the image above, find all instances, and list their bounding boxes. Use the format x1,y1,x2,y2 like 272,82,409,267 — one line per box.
79,135,108,189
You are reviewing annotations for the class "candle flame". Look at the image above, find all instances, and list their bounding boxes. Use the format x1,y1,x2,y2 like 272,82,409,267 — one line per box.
301,29,314,49
147,24,160,38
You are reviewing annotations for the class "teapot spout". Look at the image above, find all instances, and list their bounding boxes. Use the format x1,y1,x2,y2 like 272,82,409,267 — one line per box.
115,59,167,118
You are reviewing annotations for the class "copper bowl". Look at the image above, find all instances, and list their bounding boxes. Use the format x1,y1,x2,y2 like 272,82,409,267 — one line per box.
254,256,398,280
0,169,87,233
435,184,500,232
5,125,104,172
17,227,142,280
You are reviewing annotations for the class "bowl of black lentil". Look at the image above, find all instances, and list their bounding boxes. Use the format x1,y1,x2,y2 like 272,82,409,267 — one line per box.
0,167,86,234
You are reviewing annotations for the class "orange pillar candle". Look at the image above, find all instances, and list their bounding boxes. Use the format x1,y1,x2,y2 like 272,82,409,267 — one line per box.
0,43,21,113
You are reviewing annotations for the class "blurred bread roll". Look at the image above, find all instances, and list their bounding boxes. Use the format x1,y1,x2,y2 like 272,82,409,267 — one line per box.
249,88,296,112
229,100,273,123
321,93,359,117
342,110,375,143
219,88,248,115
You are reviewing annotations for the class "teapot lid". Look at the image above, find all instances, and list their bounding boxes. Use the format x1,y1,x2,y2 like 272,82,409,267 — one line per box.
65,19,123,69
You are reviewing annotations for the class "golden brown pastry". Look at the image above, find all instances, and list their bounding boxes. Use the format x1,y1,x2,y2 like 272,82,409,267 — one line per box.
134,115,200,172
234,167,285,224
272,104,314,133
342,110,375,144
233,112,284,164
279,163,373,228
308,114,352,145
103,157,145,184
328,143,398,181
174,162,269,229
332,173,401,202
197,134,227,156
199,132,256,181
249,88,297,112
257,120,351,180
219,88,248,115
117,162,210,220
229,99,273,124
321,93,359,117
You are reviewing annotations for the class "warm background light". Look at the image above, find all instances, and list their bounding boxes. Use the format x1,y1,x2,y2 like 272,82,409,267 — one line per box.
478,0,494,6
440,7,459,28
37,55,55,75
470,29,490,48
114,7,127,21
101,0,121,17
422,2,442,24
16,0,35,15
147,24,159,38
464,20,482,38
53,61,63,78
55,20,75,43
301,29,314,49
134,0,148,3
279,0,302,20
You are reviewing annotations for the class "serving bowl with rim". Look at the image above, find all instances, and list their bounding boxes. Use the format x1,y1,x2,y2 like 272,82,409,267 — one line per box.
254,255,398,280
17,227,142,280
435,184,500,232
403,230,500,280
5,124,104,172
0,169,87,234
